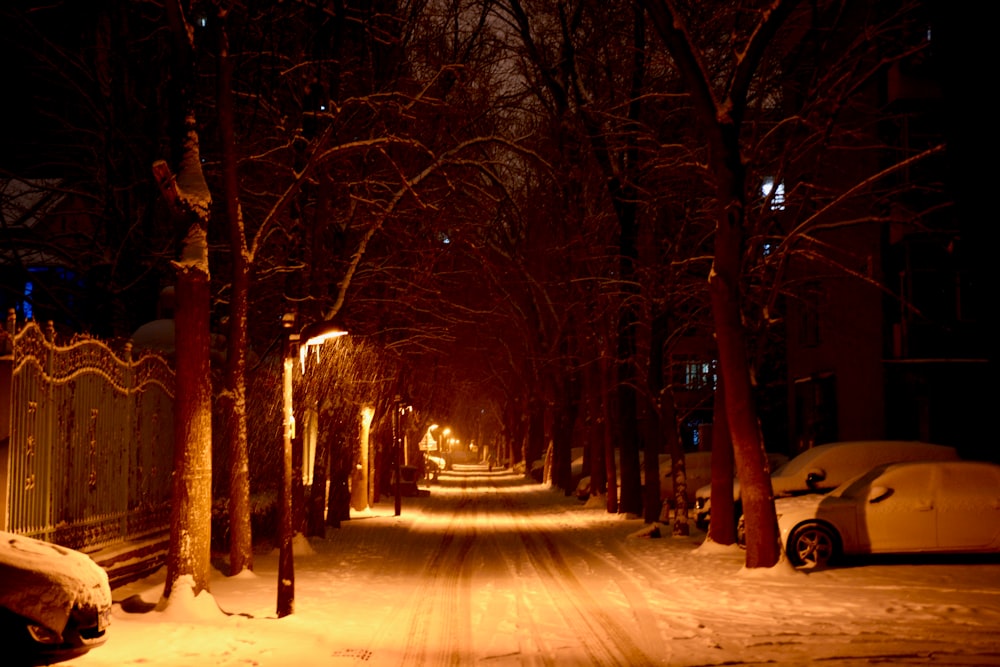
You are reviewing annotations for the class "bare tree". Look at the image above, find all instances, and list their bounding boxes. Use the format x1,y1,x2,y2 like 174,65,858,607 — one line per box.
638,0,944,566
155,0,214,598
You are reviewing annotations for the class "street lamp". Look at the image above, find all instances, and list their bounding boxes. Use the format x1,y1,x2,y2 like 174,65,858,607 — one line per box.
391,395,412,516
278,313,347,618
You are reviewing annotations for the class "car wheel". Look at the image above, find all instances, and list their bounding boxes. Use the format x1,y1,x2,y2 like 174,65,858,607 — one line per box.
787,522,838,569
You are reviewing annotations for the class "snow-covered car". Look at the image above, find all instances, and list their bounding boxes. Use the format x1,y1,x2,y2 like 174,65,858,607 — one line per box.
776,459,1000,569
424,454,446,481
675,451,787,516
0,531,112,665
694,440,959,531
532,447,584,485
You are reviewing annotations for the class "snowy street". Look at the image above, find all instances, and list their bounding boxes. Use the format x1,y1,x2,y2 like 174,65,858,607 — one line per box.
74,464,1000,666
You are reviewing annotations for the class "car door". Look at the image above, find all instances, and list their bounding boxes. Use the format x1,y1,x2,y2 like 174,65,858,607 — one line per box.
858,464,937,553
935,463,1000,550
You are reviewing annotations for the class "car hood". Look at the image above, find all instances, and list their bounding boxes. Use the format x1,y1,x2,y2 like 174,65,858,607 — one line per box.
774,493,825,515
0,531,112,634
773,492,856,540
773,494,826,535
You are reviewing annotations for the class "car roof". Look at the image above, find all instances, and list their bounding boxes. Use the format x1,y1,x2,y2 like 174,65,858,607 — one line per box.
773,440,958,478
836,459,1000,494
872,458,998,477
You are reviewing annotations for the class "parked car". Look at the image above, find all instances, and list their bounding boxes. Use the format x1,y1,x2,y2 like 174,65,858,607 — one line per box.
574,451,788,509
531,447,584,485
694,440,959,532
392,464,425,496
0,531,112,665
777,459,1000,569
423,454,446,481
659,451,787,508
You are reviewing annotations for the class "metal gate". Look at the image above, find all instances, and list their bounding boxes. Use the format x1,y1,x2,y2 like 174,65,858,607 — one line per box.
2,316,174,552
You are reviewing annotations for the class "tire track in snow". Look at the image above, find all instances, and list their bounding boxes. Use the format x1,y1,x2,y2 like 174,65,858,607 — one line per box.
399,489,476,666
546,528,671,659
347,491,473,665
499,491,657,666
475,488,559,666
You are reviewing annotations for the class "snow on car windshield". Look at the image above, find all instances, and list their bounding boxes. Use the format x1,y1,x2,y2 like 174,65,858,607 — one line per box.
828,467,887,499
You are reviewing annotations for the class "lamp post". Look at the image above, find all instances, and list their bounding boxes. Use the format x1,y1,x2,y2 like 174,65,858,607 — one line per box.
390,395,414,516
277,313,347,618
392,395,405,516
428,424,440,452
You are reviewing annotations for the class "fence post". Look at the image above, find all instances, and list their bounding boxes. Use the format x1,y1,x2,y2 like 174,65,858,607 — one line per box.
1,310,15,531
123,341,134,539
43,321,56,540
3,309,14,355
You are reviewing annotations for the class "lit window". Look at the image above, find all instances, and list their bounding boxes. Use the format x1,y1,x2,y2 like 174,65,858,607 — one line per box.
23,280,34,320
761,177,785,211
672,358,717,391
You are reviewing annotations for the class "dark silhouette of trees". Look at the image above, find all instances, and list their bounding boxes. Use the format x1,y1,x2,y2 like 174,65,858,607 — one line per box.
3,0,961,581
638,0,946,565
0,2,172,337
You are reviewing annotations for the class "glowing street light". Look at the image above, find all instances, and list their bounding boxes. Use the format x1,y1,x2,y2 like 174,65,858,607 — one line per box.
278,313,347,619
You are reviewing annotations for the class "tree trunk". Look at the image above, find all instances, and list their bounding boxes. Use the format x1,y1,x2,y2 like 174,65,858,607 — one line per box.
710,210,779,567
640,356,662,526
352,407,373,511
307,400,331,537
708,372,736,545
600,349,618,514
526,394,545,480
215,8,253,576
159,0,213,599
616,230,643,516
166,251,213,598
584,351,607,498
641,399,663,526
292,414,307,532
552,356,581,494
638,0,786,568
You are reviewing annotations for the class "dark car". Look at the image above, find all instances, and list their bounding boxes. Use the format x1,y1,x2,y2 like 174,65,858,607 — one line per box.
1,531,112,665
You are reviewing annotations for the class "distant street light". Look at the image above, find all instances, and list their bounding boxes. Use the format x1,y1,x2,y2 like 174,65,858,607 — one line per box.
278,313,347,619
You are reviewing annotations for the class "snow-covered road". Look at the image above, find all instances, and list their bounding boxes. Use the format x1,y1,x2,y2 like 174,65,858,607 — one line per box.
74,464,1000,666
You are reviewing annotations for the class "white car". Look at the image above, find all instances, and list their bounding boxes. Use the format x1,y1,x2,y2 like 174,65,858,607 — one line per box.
776,460,1000,569
0,531,112,664
694,440,959,531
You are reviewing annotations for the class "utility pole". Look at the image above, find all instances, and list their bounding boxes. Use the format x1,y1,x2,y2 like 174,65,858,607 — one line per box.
393,394,402,516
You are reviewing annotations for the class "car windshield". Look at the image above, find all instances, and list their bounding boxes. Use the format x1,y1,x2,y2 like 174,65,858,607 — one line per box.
828,466,889,499
769,446,830,478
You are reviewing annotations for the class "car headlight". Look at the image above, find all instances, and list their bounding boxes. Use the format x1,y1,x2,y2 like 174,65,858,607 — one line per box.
27,623,63,645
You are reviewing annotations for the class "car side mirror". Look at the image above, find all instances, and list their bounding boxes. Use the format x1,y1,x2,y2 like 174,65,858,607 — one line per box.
806,469,826,489
867,486,892,503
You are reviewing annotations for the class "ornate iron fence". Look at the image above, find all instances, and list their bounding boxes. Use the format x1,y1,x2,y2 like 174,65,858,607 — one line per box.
2,313,174,552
